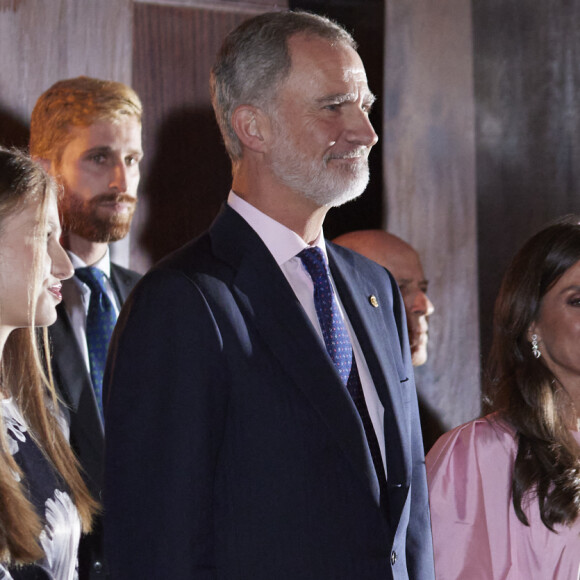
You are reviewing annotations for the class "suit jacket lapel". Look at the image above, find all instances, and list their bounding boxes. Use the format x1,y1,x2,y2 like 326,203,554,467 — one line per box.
53,266,133,412
110,264,137,302
210,208,381,505
327,244,412,524
50,303,105,471
51,261,136,431
50,301,91,411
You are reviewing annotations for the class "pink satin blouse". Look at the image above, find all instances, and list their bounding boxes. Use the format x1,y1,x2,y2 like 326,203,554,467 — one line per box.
426,415,580,579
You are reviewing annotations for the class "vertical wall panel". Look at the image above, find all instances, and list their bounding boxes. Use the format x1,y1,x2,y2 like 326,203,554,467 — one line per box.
0,0,132,136
0,0,133,264
131,2,286,272
7,1,546,442
474,1,580,364
384,0,481,436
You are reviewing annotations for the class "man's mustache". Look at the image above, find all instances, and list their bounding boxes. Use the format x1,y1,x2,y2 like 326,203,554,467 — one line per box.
91,193,137,206
326,147,369,161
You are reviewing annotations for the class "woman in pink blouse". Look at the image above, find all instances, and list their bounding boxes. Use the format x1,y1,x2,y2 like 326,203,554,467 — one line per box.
427,220,580,580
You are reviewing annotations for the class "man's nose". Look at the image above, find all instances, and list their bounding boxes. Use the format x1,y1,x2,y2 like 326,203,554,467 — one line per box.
412,291,434,317
345,107,378,147
109,162,128,192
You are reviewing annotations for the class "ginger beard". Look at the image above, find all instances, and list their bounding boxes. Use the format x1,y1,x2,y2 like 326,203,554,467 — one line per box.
59,186,137,244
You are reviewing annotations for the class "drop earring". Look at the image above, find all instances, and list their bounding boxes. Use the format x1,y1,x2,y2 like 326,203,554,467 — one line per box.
531,334,541,359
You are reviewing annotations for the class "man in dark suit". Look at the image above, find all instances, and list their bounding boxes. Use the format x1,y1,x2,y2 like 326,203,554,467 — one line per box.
333,230,435,367
30,77,143,579
104,11,434,579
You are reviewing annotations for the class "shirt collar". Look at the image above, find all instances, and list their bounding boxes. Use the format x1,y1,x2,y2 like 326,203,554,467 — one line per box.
68,247,112,277
227,190,328,265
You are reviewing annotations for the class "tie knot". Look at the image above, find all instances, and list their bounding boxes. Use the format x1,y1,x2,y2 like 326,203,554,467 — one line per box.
75,266,108,295
298,246,328,284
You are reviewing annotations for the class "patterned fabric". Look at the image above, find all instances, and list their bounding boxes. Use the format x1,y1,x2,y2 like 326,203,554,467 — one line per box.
75,267,117,420
298,247,388,499
298,247,353,384
0,398,81,580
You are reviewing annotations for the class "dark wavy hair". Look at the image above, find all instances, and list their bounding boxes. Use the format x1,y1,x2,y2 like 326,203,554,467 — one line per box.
486,218,580,530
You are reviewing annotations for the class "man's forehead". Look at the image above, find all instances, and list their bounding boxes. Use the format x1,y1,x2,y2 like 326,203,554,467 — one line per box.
64,117,142,147
287,33,368,83
383,250,425,283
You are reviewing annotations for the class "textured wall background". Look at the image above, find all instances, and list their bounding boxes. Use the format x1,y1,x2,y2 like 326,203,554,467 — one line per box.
3,1,577,442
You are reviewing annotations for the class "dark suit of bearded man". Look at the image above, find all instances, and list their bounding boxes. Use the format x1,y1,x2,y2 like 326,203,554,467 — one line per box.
49,262,140,579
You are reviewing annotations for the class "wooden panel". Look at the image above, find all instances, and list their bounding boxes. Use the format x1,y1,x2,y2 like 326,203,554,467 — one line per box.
0,0,132,140
473,1,580,361
0,0,133,264
134,0,284,10
384,0,481,433
131,2,287,272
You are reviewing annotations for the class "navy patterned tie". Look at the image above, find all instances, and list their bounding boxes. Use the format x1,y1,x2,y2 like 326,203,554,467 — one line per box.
298,247,388,499
75,267,117,421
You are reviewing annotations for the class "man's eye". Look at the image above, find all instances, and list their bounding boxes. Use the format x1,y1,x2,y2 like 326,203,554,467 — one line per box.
90,154,107,164
325,103,340,112
126,156,140,167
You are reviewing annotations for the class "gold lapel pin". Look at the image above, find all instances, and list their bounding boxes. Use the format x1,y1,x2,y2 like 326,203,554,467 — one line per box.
369,295,379,308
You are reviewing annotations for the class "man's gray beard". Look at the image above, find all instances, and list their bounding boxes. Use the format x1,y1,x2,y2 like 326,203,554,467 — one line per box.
300,160,369,207
269,122,371,207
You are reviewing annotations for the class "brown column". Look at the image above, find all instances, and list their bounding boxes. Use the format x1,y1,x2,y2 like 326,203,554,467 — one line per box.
384,0,481,438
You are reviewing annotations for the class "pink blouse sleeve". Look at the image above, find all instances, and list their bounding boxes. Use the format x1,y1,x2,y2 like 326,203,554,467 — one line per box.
426,417,516,580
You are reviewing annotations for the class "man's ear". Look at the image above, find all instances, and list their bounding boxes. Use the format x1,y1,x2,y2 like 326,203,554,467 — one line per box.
231,105,270,154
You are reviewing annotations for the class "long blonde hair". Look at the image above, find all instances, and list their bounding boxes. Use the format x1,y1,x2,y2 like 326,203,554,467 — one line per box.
0,148,97,564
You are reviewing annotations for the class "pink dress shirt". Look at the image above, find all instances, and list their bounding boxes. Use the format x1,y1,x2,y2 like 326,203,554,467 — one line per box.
426,414,580,580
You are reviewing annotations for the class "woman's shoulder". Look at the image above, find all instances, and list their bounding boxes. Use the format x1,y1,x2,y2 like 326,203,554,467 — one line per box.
426,413,516,478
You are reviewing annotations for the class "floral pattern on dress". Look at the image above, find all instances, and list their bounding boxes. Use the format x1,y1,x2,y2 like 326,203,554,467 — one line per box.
39,490,80,580
1,399,80,580
4,410,27,458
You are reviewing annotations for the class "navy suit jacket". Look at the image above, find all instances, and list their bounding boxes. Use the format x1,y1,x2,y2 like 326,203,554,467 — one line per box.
104,206,434,579
49,263,140,579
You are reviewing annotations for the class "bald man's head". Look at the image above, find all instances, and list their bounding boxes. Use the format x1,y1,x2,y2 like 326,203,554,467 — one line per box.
333,230,434,366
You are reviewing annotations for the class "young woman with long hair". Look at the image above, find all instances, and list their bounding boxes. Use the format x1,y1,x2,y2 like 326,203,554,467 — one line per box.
427,220,580,579
0,148,97,579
